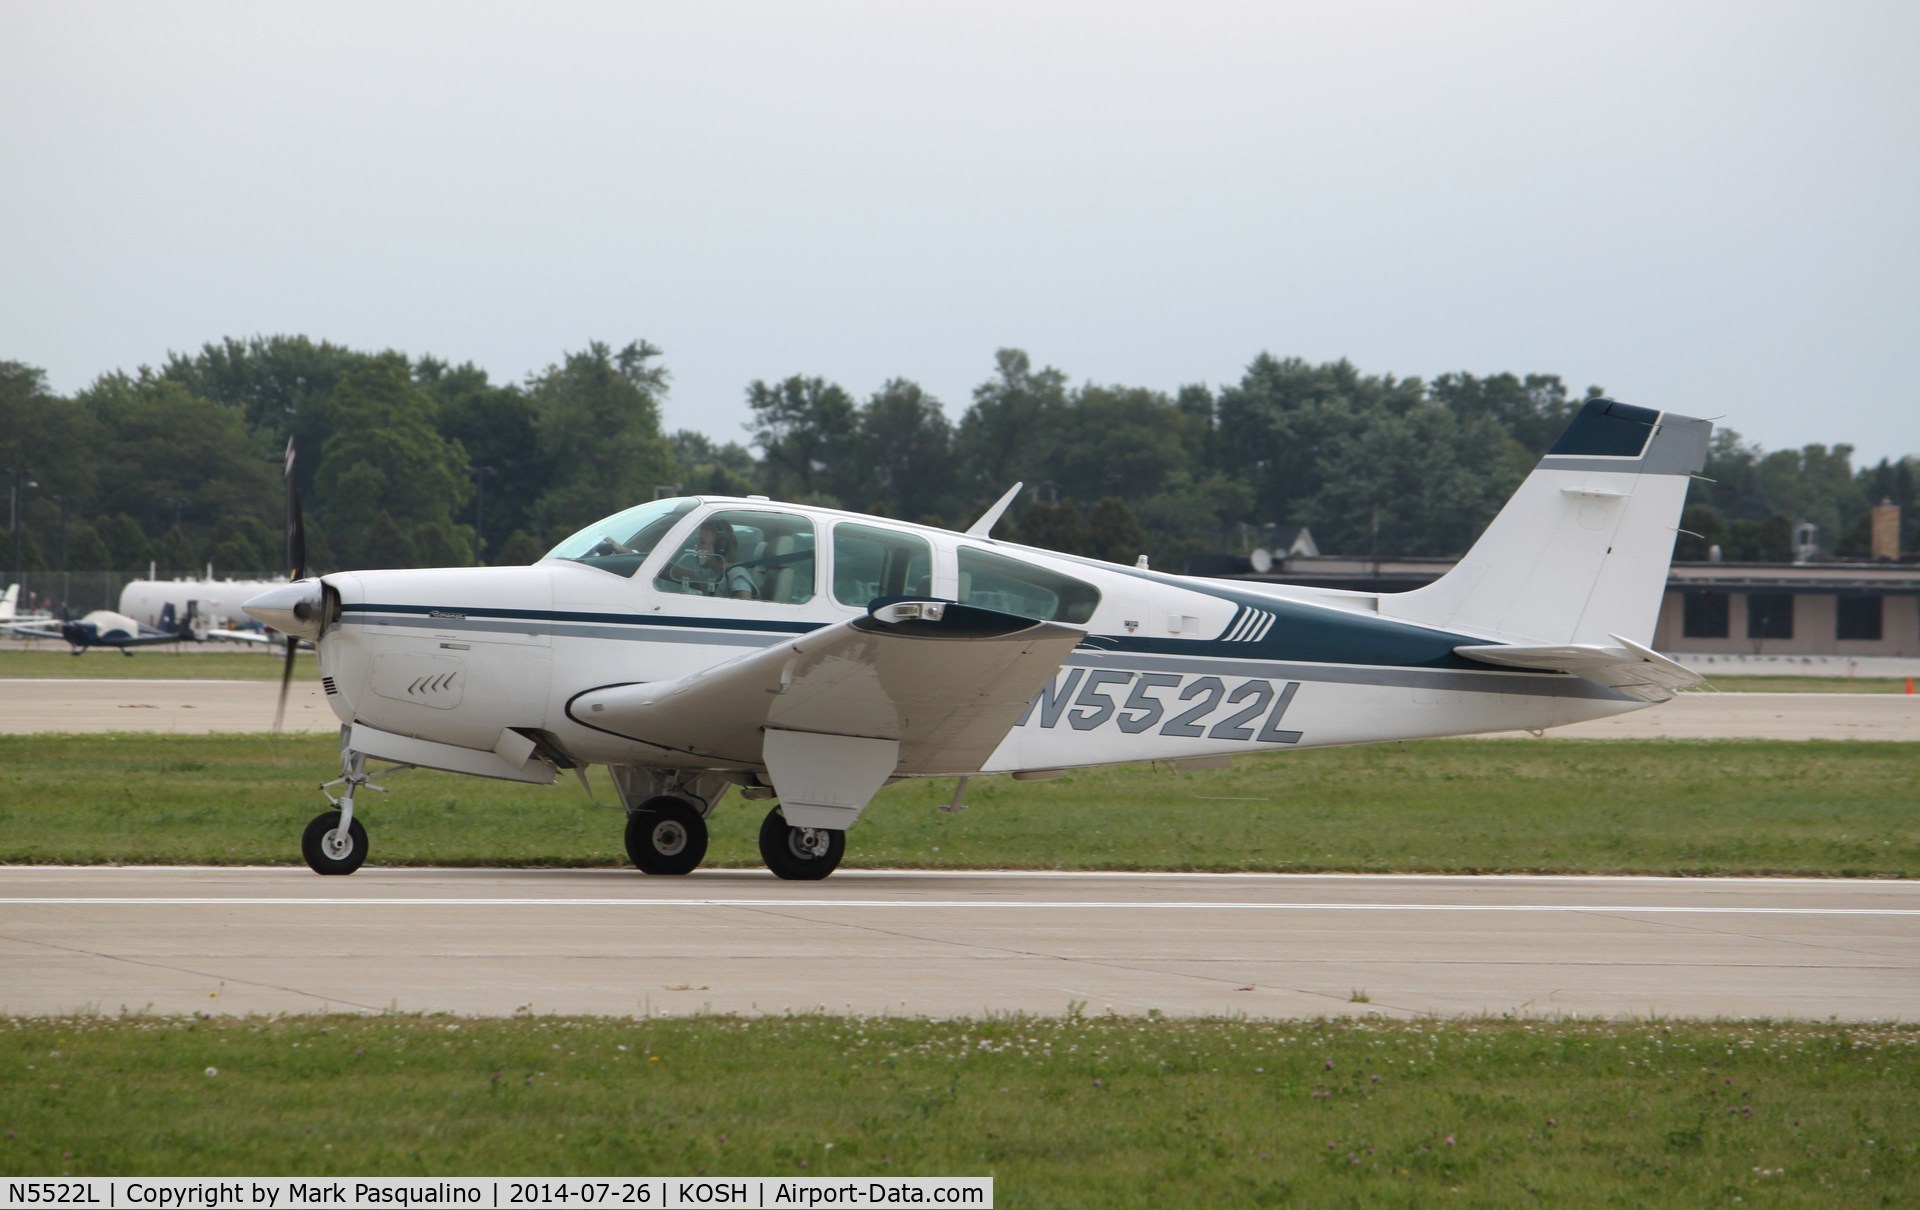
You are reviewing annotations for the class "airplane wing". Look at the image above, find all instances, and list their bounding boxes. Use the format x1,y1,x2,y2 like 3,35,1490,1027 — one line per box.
1453,633,1702,703
568,599,1086,775
207,627,279,646
3,622,67,641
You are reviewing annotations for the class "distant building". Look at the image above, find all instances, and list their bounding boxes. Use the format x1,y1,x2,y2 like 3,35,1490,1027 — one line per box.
1181,524,1318,576
1655,562,1919,657
1269,525,1320,559
1221,557,1920,658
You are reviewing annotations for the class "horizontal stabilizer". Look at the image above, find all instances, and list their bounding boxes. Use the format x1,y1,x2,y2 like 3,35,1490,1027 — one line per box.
1453,634,1702,703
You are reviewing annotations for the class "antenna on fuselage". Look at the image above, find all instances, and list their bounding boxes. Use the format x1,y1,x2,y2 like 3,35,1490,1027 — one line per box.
965,482,1023,538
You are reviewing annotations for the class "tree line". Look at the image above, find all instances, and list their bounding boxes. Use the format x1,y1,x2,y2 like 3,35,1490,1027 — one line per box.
2,336,1913,580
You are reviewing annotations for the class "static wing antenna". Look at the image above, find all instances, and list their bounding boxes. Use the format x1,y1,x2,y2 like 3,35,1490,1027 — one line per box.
965,482,1023,538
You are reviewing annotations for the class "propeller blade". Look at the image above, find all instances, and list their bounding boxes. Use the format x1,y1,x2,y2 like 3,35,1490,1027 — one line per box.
273,634,298,733
285,437,306,582
276,437,306,734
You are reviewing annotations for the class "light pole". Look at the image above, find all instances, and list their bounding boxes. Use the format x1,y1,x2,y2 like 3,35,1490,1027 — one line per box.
160,496,190,575
7,466,36,587
465,466,497,565
52,494,75,617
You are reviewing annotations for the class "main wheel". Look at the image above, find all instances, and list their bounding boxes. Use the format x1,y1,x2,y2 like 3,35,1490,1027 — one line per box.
625,796,709,875
301,810,368,876
757,805,846,881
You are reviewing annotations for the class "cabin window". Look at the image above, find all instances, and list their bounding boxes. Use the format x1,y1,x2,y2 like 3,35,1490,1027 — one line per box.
544,497,698,578
832,523,933,608
1746,593,1793,640
1836,595,1883,641
1681,590,1729,639
956,546,1100,624
654,510,816,604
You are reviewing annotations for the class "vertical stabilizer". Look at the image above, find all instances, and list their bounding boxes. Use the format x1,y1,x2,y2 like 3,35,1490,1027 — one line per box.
0,583,16,624
1378,400,1711,647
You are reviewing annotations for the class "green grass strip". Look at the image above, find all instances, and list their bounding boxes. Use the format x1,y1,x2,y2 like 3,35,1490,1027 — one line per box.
0,649,315,680
1691,676,1911,694
2,1015,1915,1204
2,735,1915,876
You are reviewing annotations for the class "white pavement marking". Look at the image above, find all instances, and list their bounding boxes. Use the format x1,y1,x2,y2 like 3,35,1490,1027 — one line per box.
5,896,1916,916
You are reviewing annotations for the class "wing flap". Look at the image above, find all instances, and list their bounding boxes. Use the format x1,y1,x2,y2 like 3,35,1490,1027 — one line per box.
569,599,1085,774
1454,633,1702,703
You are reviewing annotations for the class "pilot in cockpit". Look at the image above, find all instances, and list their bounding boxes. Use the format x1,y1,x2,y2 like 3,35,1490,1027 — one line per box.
663,518,757,599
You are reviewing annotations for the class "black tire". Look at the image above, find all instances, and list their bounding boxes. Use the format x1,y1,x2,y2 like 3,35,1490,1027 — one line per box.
757,805,846,881
301,810,368,876
625,796,708,875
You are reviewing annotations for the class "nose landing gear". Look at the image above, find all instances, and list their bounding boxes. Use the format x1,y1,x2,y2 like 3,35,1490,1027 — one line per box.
301,745,391,875
302,809,368,876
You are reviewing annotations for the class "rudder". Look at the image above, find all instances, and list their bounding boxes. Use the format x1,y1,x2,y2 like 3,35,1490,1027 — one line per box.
1379,399,1711,647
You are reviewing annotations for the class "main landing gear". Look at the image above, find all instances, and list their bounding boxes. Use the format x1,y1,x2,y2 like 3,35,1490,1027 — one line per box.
609,767,848,880
620,796,845,880
623,796,709,875
757,806,845,881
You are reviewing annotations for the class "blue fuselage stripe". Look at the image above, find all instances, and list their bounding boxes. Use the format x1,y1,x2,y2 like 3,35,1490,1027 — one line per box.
342,600,1535,674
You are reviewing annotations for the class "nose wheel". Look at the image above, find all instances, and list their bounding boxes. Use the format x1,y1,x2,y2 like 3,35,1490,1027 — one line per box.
301,744,384,875
302,810,368,876
758,805,846,881
625,796,709,875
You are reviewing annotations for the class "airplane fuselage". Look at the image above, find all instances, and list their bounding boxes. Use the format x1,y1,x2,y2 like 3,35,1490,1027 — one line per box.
309,504,1642,778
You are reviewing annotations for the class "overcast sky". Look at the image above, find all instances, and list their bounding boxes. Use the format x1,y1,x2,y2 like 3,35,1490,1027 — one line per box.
5,1,1915,467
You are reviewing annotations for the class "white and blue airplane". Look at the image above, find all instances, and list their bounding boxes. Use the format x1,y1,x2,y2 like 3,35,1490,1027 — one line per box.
5,599,214,654
247,399,1711,879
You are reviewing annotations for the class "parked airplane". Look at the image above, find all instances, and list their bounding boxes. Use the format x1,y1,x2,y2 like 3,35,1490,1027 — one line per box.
0,583,56,629
248,399,1711,879
7,600,213,654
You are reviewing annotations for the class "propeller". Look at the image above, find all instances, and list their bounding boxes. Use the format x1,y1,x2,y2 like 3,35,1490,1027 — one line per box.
275,437,305,732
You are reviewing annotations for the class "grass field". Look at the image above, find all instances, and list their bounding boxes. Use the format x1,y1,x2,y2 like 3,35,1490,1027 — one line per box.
3,734,1914,876
1695,676,1912,694
0,647,313,680
2,1015,1914,1204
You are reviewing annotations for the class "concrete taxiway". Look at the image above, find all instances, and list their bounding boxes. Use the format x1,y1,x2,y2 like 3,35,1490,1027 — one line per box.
2,867,1913,1021
0,678,333,734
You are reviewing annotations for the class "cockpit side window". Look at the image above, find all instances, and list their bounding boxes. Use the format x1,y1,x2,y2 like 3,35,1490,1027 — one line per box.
654,510,816,604
544,498,698,578
955,546,1100,623
832,523,933,608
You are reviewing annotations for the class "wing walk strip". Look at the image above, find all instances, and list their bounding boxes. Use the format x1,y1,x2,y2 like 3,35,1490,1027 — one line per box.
4,898,1913,916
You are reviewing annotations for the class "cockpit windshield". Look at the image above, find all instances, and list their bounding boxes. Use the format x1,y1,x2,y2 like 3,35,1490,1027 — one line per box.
544,497,699,577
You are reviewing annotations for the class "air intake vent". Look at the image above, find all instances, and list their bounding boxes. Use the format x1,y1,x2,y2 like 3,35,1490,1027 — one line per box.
321,676,339,696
